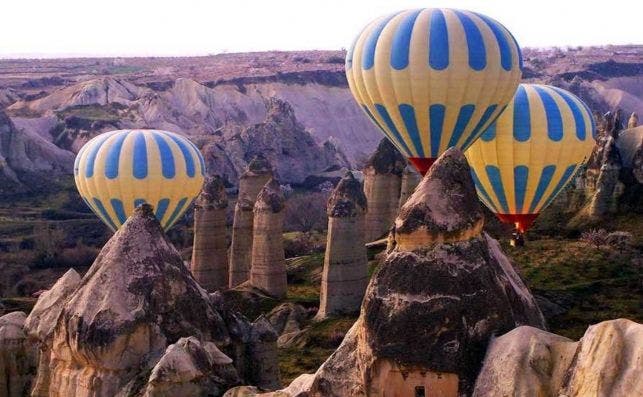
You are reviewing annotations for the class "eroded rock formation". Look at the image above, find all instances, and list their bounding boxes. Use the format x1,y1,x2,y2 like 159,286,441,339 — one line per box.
298,148,545,397
316,171,368,319
192,175,229,291
363,139,406,241
473,319,643,397
249,179,287,298
0,312,36,397
399,165,420,208
229,155,273,287
14,204,281,397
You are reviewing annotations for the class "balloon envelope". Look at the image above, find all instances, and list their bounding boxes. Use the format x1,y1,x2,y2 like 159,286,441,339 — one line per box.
465,84,596,232
74,129,205,231
346,8,523,175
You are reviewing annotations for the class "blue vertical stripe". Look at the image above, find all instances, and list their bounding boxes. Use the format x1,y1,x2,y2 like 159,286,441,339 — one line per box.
543,164,577,208
528,165,556,213
134,198,146,208
151,133,176,179
84,131,118,178
507,30,523,70
454,10,486,71
155,198,171,222
470,169,499,212
461,104,499,149
167,134,196,177
186,140,206,176
485,165,509,213
398,104,425,157
164,197,188,229
514,165,529,213
429,104,446,158
474,13,512,71
480,122,496,142
110,198,127,224
362,13,397,70
513,86,531,142
375,104,412,155
534,86,563,142
551,87,587,140
390,9,422,70
132,131,148,179
448,104,476,147
362,105,386,131
577,97,596,139
93,197,117,231
104,132,128,179
428,9,449,70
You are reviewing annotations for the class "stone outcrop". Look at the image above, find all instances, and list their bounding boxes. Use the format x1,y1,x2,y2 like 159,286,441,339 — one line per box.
249,179,287,298
143,336,240,397
588,135,623,216
299,148,544,397
16,204,289,397
229,156,273,287
628,112,638,128
191,175,229,291
247,316,281,391
316,171,368,319
363,138,406,241
473,319,643,397
0,311,36,397
399,165,420,208
267,302,309,347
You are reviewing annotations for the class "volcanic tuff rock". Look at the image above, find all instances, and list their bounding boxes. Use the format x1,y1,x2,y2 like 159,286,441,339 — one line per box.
0,110,74,195
192,175,230,291
473,319,643,397
16,204,281,397
297,148,545,397
363,138,406,241
250,179,287,298
229,155,274,287
317,171,368,319
0,311,36,397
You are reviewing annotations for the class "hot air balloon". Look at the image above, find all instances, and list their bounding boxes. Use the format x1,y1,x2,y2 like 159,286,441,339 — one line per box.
465,84,596,234
346,8,522,175
74,129,205,231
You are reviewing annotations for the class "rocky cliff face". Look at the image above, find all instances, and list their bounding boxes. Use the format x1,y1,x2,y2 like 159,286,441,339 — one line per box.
473,319,643,397
300,148,545,397
0,205,281,397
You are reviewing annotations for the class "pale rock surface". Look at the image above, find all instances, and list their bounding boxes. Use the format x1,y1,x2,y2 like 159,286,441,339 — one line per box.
0,312,36,397
229,155,273,287
30,205,235,397
192,175,229,291
249,179,287,298
266,303,308,347
399,165,420,208
316,171,368,319
474,319,643,397
299,148,545,397
143,336,239,397
362,139,405,241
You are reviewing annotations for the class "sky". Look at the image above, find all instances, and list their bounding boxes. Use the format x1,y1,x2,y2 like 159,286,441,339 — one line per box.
1,0,641,58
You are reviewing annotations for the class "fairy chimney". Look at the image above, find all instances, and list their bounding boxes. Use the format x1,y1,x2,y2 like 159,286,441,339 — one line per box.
249,179,287,298
229,155,273,287
363,138,406,241
628,112,638,129
304,148,545,397
399,165,420,208
316,172,368,320
191,175,229,291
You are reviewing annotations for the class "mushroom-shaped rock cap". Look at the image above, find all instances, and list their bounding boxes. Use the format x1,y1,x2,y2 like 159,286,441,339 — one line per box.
365,138,406,176
243,154,273,177
327,171,367,217
195,175,228,210
395,147,483,249
254,178,285,213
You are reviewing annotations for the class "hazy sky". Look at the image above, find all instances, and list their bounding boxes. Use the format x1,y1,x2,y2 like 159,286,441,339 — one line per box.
1,0,641,58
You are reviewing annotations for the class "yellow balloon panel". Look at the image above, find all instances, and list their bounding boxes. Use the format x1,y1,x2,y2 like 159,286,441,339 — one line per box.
346,8,522,167
74,129,205,231
465,84,596,220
